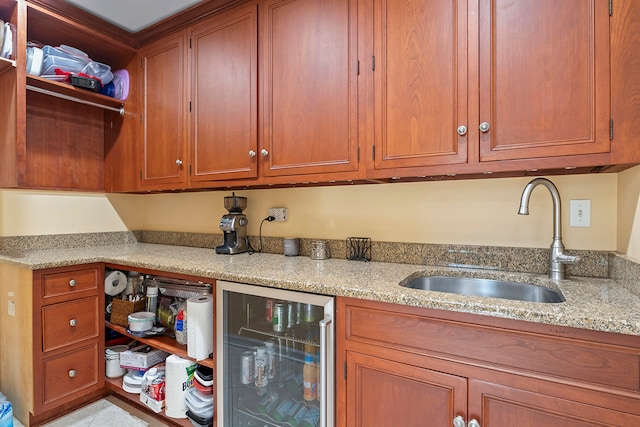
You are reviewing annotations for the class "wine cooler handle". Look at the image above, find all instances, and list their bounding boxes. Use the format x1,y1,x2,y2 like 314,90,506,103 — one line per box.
320,316,333,427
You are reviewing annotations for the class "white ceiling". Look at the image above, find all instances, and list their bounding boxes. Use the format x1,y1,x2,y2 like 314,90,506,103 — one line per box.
65,0,205,33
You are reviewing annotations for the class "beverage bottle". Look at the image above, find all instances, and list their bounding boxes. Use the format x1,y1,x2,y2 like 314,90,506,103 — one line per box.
265,339,276,379
302,353,317,401
255,347,269,388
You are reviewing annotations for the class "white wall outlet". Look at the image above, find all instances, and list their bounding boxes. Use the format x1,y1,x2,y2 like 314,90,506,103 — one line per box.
269,207,288,222
570,199,591,227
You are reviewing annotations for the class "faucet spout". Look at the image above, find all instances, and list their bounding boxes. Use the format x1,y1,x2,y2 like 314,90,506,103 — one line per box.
518,178,580,280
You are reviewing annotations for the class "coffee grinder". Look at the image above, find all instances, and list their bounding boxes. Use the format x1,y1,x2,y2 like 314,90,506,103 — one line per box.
215,193,249,254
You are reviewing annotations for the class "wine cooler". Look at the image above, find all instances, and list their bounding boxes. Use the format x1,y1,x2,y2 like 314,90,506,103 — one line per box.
216,281,335,427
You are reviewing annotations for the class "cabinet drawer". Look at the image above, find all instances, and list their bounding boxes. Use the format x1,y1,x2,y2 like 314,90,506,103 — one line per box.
42,296,100,352
42,343,101,406
41,267,100,299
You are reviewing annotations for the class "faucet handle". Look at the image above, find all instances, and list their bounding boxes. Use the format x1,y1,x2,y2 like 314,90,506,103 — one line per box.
556,253,581,265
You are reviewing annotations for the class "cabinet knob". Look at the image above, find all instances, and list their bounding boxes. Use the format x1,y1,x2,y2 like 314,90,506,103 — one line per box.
69,279,76,287
68,369,77,378
453,416,466,427
456,125,467,136
69,319,77,327
175,159,183,166
468,419,480,427
249,150,257,158
260,149,269,157
479,122,490,133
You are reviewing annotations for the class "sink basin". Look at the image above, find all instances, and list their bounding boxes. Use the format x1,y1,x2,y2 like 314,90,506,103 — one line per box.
400,276,565,303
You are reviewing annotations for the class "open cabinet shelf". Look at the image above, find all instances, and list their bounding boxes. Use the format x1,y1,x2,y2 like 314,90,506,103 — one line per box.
105,377,194,427
105,321,214,369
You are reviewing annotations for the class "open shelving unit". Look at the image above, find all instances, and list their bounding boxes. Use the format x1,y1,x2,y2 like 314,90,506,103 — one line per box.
105,321,214,369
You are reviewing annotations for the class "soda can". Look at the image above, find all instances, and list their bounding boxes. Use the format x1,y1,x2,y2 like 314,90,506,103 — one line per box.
273,303,286,332
265,298,273,322
287,302,296,329
240,351,255,384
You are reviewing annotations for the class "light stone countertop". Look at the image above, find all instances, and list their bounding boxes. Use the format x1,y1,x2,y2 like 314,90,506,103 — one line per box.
1,243,639,336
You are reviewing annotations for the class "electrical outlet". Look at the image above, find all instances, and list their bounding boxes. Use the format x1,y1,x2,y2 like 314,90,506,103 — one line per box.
269,207,288,222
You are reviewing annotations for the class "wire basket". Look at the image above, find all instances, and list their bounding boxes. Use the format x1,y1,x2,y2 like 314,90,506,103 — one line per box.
346,237,371,261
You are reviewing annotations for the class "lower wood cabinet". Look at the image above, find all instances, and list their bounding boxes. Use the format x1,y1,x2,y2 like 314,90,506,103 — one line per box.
337,297,640,427
0,263,105,426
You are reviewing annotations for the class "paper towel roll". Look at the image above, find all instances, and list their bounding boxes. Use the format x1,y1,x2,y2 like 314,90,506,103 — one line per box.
164,354,196,419
187,295,213,361
104,270,127,296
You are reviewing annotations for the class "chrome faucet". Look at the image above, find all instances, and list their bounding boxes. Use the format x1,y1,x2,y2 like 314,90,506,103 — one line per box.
518,178,581,280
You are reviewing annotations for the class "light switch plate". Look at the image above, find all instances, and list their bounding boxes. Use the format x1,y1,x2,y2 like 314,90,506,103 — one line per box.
570,199,591,227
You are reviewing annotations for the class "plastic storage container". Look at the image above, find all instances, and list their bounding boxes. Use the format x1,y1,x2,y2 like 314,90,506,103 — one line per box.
184,388,214,419
41,54,85,75
105,345,128,378
186,409,213,427
81,61,113,84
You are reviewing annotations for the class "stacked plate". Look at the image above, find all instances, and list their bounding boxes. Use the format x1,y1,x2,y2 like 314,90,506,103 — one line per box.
122,369,145,394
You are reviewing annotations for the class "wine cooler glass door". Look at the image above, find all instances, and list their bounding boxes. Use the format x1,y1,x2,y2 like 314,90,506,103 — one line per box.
216,280,334,427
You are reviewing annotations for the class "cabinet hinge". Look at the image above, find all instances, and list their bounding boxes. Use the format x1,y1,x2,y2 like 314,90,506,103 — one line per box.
609,0,613,16
139,170,142,181
344,361,347,380
189,165,192,176
372,145,375,161
610,119,614,140
372,56,375,71
139,114,142,125
189,101,192,113
189,38,192,49
356,60,360,76
357,147,360,162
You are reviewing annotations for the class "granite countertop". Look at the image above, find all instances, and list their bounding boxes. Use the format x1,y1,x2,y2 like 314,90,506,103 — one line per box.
1,243,639,336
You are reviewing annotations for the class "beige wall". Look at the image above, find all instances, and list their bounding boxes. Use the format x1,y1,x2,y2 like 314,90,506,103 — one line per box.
617,165,640,260
0,171,631,252
144,174,617,250
0,190,143,236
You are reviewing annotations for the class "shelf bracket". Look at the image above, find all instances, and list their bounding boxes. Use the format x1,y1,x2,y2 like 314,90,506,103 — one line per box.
26,84,126,116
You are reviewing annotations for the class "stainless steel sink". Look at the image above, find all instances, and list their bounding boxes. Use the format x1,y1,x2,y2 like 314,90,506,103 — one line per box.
400,276,565,303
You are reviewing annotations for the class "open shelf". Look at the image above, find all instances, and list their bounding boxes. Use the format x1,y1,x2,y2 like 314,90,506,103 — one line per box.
105,321,214,369
105,377,193,427
0,56,15,74
26,75,125,114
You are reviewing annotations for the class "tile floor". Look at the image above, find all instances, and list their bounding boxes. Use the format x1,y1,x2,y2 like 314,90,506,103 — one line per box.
13,396,170,427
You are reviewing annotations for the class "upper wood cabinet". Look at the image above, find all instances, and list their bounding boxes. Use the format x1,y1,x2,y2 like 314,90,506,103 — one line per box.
189,3,258,184
259,0,360,179
0,0,137,192
138,3,257,191
368,0,636,178
138,31,189,189
477,0,611,162
372,0,469,170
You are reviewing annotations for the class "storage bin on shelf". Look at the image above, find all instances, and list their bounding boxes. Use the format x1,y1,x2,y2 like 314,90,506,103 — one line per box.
110,297,146,327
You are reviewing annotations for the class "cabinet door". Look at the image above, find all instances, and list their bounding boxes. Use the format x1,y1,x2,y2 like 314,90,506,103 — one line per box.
469,379,640,426
478,0,611,161
189,3,258,183
372,0,469,170
139,31,188,188
260,0,359,178
346,351,467,427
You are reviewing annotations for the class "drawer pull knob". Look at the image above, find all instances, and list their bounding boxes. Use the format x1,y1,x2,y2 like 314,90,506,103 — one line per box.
69,279,76,287
468,419,481,427
68,369,77,378
69,319,77,327
453,416,465,427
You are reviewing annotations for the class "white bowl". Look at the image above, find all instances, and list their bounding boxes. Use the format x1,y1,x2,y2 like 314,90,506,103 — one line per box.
128,311,155,332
